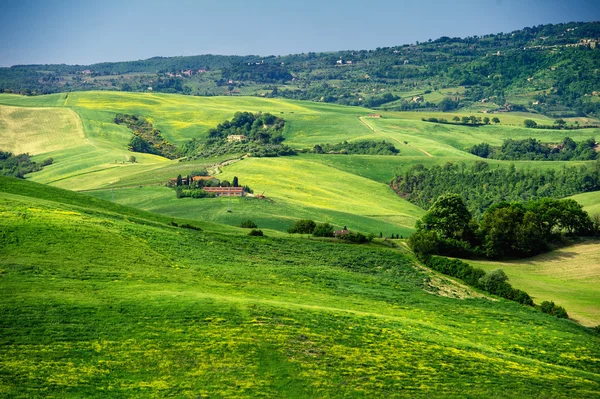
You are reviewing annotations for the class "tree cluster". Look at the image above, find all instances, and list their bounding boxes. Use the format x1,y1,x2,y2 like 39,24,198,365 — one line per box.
470,137,597,161
115,114,179,159
0,151,53,178
312,140,399,155
182,112,296,159
410,194,597,260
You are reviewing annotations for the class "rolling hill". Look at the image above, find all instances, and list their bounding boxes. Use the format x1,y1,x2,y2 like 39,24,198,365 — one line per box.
1,176,599,397
2,91,600,234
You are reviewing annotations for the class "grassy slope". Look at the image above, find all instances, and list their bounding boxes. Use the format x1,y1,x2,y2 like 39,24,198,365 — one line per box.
469,241,600,327
1,176,600,398
0,105,86,155
569,191,600,217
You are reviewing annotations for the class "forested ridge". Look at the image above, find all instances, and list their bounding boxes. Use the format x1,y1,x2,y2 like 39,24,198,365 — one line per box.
2,22,600,117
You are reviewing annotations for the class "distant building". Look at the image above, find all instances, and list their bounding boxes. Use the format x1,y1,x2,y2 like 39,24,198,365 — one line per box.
367,114,382,118
336,60,343,65
412,95,424,103
227,135,247,142
202,187,245,197
192,176,219,183
334,227,350,237
345,60,352,65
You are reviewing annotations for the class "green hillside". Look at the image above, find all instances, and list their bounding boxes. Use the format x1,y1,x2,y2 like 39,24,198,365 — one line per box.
2,91,600,234
1,176,600,398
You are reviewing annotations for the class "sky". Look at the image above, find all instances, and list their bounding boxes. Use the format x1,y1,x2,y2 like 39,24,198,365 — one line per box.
0,0,599,67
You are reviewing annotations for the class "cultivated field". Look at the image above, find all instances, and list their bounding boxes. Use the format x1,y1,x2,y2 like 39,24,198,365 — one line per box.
470,241,600,327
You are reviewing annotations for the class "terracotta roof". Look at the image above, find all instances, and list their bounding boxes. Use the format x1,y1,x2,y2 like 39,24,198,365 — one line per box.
202,187,244,192
192,175,217,181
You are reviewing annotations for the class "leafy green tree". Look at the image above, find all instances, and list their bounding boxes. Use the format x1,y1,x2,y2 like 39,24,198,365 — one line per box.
478,269,508,293
288,219,317,234
492,117,500,124
461,116,470,124
524,119,537,128
408,231,440,259
483,116,490,124
452,116,460,122
176,174,182,186
479,203,524,258
540,301,568,319
240,219,257,228
470,142,491,158
232,176,239,187
417,194,473,240
313,223,334,237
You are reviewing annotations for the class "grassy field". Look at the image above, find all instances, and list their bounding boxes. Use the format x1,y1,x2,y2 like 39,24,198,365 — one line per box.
1,176,600,398
469,241,600,327
2,90,600,233
0,105,86,155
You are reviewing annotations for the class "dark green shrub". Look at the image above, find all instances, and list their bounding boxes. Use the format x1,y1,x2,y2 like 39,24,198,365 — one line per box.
312,223,334,237
408,230,440,260
540,301,568,319
248,229,264,237
288,219,316,234
240,219,258,229
338,231,368,244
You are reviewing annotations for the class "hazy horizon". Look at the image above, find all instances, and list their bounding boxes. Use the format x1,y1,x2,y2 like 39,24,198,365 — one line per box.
1,0,599,67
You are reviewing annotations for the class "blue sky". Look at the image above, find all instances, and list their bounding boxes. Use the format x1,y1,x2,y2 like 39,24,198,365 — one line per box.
0,0,598,66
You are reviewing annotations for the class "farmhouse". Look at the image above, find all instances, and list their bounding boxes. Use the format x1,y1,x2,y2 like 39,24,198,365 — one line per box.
227,135,247,142
202,187,245,197
192,175,219,183
334,227,350,237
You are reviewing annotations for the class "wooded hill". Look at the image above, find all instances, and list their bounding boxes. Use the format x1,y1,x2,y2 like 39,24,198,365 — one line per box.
1,22,599,117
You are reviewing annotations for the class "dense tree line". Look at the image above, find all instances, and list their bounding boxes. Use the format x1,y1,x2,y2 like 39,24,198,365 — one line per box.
470,137,598,161
312,140,399,155
0,151,53,178
392,161,600,217
410,194,597,260
115,114,179,159
222,64,292,84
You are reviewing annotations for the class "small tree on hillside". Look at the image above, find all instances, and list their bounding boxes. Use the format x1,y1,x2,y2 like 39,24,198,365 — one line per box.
417,194,473,240
313,223,334,237
288,219,316,234
453,116,460,122
483,117,490,125
524,119,537,128
232,176,239,187
492,117,500,124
